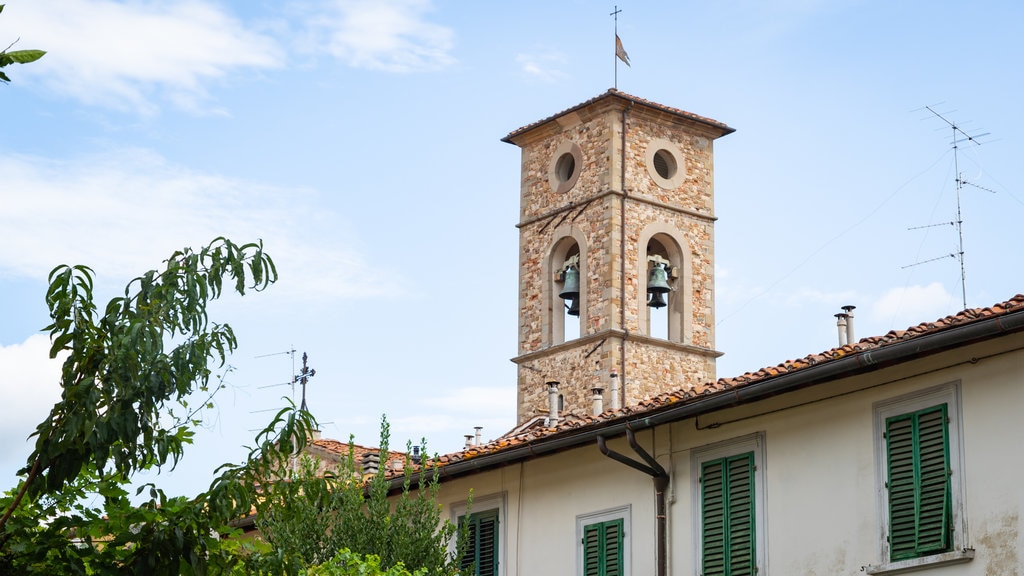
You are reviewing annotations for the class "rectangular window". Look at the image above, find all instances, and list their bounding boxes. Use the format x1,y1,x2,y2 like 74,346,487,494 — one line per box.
582,518,623,576
692,433,765,576
701,453,756,576
869,382,972,575
577,505,630,576
460,509,499,576
885,404,952,561
450,494,504,576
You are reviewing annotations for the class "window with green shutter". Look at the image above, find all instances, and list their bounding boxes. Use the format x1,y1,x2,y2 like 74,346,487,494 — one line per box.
582,518,624,576
885,404,952,561
459,509,499,576
700,452,755,576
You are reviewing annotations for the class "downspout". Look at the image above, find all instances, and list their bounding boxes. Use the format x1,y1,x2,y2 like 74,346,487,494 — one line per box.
597,427,668,576
618,101,634,410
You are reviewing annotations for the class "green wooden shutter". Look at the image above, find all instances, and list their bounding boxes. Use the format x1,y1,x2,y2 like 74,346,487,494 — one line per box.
701,452,755,576
459,510,499,575
583,518,624,576
886,404,951,561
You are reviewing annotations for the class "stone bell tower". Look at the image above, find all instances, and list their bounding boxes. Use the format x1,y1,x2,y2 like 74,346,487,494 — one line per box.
504,90,734,424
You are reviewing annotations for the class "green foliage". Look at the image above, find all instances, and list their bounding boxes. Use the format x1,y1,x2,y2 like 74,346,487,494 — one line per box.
307,549,427,576
251,417,469,576
0,237,295,575
0,4,45,83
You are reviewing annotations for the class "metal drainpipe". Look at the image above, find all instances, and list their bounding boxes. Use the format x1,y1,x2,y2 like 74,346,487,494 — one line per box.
619,101,634,409
597,427,669,576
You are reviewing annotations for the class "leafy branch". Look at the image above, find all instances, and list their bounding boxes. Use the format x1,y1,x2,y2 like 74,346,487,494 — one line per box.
1,237,276,534
0,5,45,83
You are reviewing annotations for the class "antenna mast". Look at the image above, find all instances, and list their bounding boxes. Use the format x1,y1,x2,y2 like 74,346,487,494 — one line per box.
905,106,990,310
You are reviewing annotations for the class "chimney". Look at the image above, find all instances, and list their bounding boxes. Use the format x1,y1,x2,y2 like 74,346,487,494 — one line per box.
842,305,856,344
835,313,848,347
474,426,483,446
464,435,474,449
411,445,421,464
361,452,380,475
591,387,604,416
609,371,621,411
546,381,560,427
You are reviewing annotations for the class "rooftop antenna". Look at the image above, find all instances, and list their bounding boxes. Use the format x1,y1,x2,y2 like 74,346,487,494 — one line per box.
903,106,991,310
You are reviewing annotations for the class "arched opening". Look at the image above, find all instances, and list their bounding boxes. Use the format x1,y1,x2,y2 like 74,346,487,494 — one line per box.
550,238,583,344
637,227,689,343
646,238,672,340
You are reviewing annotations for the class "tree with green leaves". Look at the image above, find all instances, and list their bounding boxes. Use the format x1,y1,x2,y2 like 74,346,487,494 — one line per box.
0,237,318,575
251,417,469,576
0,4,45,83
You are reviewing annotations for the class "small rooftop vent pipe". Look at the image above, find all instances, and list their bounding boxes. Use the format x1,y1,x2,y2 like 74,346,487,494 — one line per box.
546,381,560,427
842,305,856,344
609,371,620,411
835,312,848,347
591,387,605,416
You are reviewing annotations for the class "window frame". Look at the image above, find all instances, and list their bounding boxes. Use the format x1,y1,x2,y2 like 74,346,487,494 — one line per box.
451,493,505,576
691,432,767,576
576,505,631,576
868,381,972,575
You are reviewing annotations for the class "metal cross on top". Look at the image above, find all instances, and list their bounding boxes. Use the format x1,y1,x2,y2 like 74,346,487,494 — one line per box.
295,352,316,412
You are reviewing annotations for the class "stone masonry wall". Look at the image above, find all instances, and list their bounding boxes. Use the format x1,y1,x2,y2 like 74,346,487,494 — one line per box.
512,99,724,423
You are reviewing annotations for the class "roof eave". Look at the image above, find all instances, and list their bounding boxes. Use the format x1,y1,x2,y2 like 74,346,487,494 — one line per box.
501,89,735,146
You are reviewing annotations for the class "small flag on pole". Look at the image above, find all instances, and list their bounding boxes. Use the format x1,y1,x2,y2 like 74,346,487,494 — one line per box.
615,34,630,67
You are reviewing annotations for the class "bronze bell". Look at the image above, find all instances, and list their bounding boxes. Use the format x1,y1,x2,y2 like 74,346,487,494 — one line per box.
647,291,667,309
647,263,670,309
565,296,580,316
559,266,580,300
559,265,581,316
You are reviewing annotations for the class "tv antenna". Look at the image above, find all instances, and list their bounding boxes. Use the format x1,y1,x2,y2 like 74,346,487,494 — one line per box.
903,105,991,310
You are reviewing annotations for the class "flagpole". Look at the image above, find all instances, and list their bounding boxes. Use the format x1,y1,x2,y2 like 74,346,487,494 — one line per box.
611,5,621,89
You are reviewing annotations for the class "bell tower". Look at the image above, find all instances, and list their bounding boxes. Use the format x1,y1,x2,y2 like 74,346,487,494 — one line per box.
504,90,734,424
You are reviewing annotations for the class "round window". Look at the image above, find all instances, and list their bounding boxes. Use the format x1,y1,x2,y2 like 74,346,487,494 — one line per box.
555,152,576,183
645,139,686,189
548,141,583,193
652,149,677,180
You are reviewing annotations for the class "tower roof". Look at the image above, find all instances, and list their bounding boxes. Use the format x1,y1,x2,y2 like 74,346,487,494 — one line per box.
502,88,736,146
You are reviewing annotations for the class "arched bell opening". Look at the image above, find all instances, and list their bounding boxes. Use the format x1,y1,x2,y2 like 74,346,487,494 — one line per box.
550,238,583,344
640,232,686,342
645,238,672,340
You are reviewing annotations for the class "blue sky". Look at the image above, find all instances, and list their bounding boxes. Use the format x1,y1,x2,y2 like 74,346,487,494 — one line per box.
1,0,1022,497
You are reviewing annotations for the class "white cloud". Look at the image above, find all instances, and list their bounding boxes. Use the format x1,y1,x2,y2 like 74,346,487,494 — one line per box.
8,0,282,114
0,335,63,483
0,149,398,301
515,52,567,82
869,282,957,330
307,0,455,72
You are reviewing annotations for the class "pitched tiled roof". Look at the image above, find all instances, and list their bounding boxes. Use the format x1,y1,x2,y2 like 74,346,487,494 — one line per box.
306,438,406,470
502,88,735,144
415,294,1024,475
